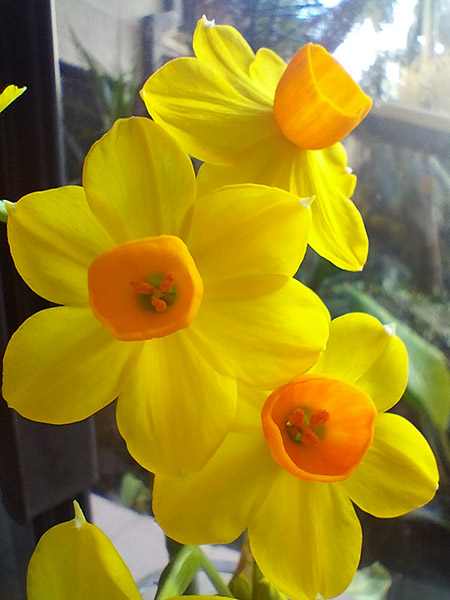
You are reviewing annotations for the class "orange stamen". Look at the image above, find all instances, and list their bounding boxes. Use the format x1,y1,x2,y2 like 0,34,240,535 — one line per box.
287,408,305,428
151,295,167,312
310,409,329,425
273,43,372,150
299,428,320,447
131,281,155,294
158,272,176,293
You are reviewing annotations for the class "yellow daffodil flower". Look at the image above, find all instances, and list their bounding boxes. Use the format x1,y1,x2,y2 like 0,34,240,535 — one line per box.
152,313,439,600
141,17,372,271
2,116,329,476
0,84,26,113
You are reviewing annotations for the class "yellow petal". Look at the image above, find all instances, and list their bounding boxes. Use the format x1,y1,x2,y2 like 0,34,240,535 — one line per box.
83,117,196,243
3,307,141,423
249,48,286,97
0,84,26,113
194,18,255,87
116,331,236,475
27,502,141,600
310,313,408,412
249,471,362,600
198,141,367,272
188,278,329,389
7,187,114,307
141,57,277,166
193,17,281,104
188,184,311,282
153,429,275,544
343,413,439,517
303,144,368,270
273,43,371,150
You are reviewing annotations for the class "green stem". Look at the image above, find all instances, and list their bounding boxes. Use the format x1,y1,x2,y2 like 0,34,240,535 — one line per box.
155,544,234,600
0,200,9,223
198,547,234,598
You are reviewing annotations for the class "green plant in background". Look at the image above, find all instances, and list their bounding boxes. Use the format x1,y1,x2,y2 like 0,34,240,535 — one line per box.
62,33,141,183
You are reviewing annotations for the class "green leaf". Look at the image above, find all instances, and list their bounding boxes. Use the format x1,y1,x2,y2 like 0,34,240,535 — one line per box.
340,286,450,429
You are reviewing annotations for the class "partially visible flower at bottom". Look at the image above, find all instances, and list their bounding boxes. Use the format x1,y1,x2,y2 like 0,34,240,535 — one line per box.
152,313,439,600
27,500,227,600
27,501,142,600
0,84,26,113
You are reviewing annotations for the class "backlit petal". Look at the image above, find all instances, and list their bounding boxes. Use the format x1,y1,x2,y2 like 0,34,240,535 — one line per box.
27,503,141,600
249,48,286,97
116,331,236,475
83,117,196,243
153,429,276,544
310,313,408,411
194,18,255,88
249,471,362,600
6,187,114,307
303,144,368,271
188,184,311,282
2,307,141,423
141,57,277,166
188,278,329,388
193,18,280,103
343,413,439,517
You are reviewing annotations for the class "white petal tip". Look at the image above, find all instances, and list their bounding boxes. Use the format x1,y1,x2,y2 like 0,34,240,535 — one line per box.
300,195,315,208
384,323,396,336
202,15,215,28
346,166,353,174
73,500,86,529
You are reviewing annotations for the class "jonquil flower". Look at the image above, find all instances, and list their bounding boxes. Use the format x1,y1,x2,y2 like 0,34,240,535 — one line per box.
2,116,329,475
152,313,439,600
0,84,26,113
141,17,372,271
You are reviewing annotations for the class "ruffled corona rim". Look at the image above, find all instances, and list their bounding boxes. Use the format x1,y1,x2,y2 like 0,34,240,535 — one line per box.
273,43,372,150
88,235,204,341
261,374,377,482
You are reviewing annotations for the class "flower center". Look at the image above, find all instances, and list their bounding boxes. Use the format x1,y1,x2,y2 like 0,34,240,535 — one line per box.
285,407,330,446
261,375,377,482
273,43,372,150
88,235,203,341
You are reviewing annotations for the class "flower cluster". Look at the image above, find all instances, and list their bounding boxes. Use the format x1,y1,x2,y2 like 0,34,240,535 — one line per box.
2,17,439,600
